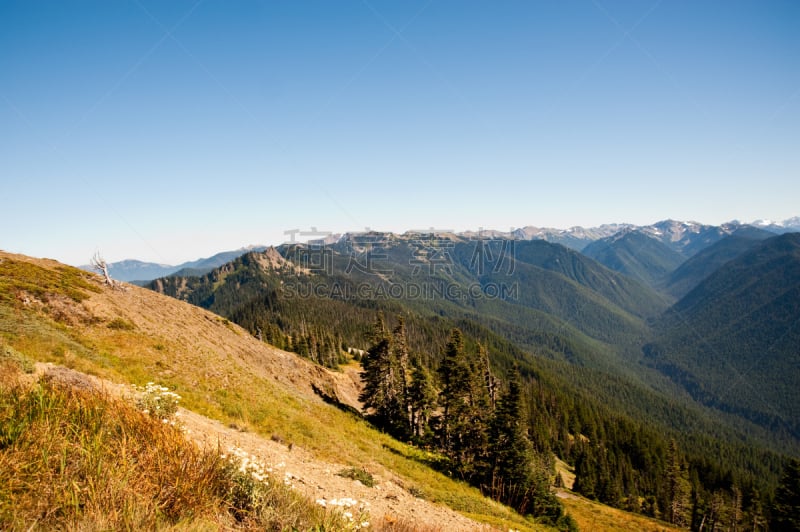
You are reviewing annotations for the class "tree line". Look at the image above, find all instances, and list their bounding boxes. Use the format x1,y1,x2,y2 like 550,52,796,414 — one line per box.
359,314,800,531
147,255,799,530
359,315,576,529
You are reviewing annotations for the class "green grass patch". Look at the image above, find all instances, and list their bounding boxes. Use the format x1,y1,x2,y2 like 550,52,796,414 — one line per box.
0,342,34,373
337,466,375,487
0,259,98,304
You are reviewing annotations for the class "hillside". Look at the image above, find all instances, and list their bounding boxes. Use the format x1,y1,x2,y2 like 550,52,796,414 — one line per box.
145,236,791,527
581,230,685,289
662,226,773,299
648,233,800,441
0,250,546,531
78,247,267,282
4,246,795,529
152,237,667,372
0,249,737,531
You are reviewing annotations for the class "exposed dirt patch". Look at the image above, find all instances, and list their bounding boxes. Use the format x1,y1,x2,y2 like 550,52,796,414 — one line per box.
180,406,494,531
29,362,492,531
0,251,499,531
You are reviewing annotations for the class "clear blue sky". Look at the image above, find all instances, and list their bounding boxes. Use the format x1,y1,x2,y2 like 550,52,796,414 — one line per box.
2,0,798,265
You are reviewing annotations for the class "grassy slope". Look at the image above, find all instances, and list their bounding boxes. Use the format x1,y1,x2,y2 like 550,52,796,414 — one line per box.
0,251,710,531
0,364,345,531
558,493,680,532
0,251,547,531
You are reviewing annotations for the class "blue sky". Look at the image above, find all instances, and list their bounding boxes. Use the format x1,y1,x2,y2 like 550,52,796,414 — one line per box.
2,0,798,265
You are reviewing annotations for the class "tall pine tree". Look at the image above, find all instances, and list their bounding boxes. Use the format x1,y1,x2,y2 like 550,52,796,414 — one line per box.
437,330,491,481
391,318,411,438
773,458,800,531
407,355,436,442
487,375,536,512
359,315,404,434
666,439,692,527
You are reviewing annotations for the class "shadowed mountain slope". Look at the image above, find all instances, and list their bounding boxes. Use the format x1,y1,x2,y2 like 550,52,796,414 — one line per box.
662,226,774,299
647,233,800,440
581,230,685,288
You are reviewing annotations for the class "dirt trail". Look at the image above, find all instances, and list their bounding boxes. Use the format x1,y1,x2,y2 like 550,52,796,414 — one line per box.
1,250,496,531
38,363,494,532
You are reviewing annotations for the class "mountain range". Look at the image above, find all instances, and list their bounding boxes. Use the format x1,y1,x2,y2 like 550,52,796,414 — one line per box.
91,217,800,283
4,214,799,529
99,217,799,452
79,246,267,282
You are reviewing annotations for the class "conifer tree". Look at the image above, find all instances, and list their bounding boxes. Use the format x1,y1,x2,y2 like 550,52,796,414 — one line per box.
666,439,692,527
772,458,800,531
359,315,403,433
391,318,411,436
487,375,536,513
479,344,498,409
437,330,491,481
438,328,469,453
573,445,598,500
407,356,436,441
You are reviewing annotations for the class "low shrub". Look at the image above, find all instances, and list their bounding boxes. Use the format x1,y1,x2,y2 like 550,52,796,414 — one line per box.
337,466,376,488
134,381,181,421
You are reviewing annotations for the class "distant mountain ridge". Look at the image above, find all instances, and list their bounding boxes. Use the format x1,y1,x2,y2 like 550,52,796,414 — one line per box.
663,226,774,299
581,229,686,288
85,217,798,282
79,246,267,282
461,217,797,253
752,216,800,233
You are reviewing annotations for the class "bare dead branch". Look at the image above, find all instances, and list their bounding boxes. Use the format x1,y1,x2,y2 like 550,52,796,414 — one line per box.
90,252,126,290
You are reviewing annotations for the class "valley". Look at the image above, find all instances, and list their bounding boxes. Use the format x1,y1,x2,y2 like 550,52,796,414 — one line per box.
2,218,799,530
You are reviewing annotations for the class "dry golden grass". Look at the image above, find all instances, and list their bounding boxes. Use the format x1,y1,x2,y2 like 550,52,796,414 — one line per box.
554,456,576,490
0,364,354,531
0,252,548,531
557,491,680,532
